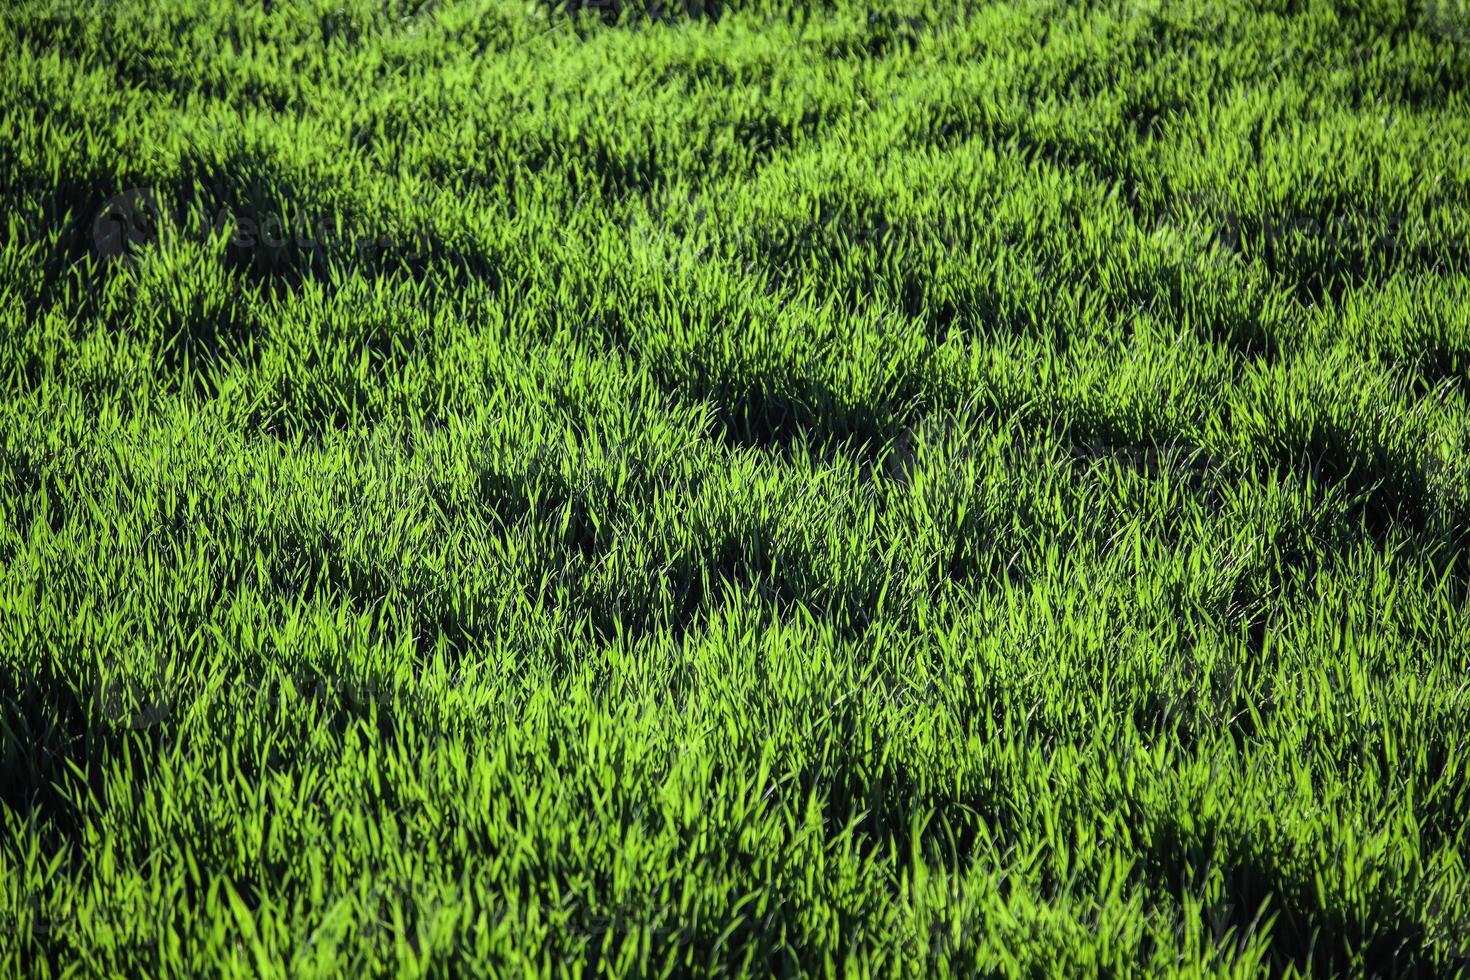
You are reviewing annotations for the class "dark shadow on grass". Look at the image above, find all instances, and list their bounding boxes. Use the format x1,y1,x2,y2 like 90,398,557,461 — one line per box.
1141,817,1451,976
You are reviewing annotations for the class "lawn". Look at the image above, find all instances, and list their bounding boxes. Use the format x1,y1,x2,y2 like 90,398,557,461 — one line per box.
2,0,1469,975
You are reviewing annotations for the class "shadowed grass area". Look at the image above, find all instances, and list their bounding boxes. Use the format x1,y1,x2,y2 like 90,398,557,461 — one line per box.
1,0,1469,976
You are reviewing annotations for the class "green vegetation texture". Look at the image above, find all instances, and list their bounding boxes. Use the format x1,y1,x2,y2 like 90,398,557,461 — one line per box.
2,0,1470,975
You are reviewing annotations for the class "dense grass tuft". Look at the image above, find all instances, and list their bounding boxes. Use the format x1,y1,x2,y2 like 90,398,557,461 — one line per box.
2,0,1469,976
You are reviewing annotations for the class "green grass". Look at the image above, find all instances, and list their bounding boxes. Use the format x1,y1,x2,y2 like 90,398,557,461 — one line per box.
2,0,1469,975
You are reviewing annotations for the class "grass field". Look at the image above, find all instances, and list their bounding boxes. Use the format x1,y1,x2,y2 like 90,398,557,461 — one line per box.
2,0,1470,975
